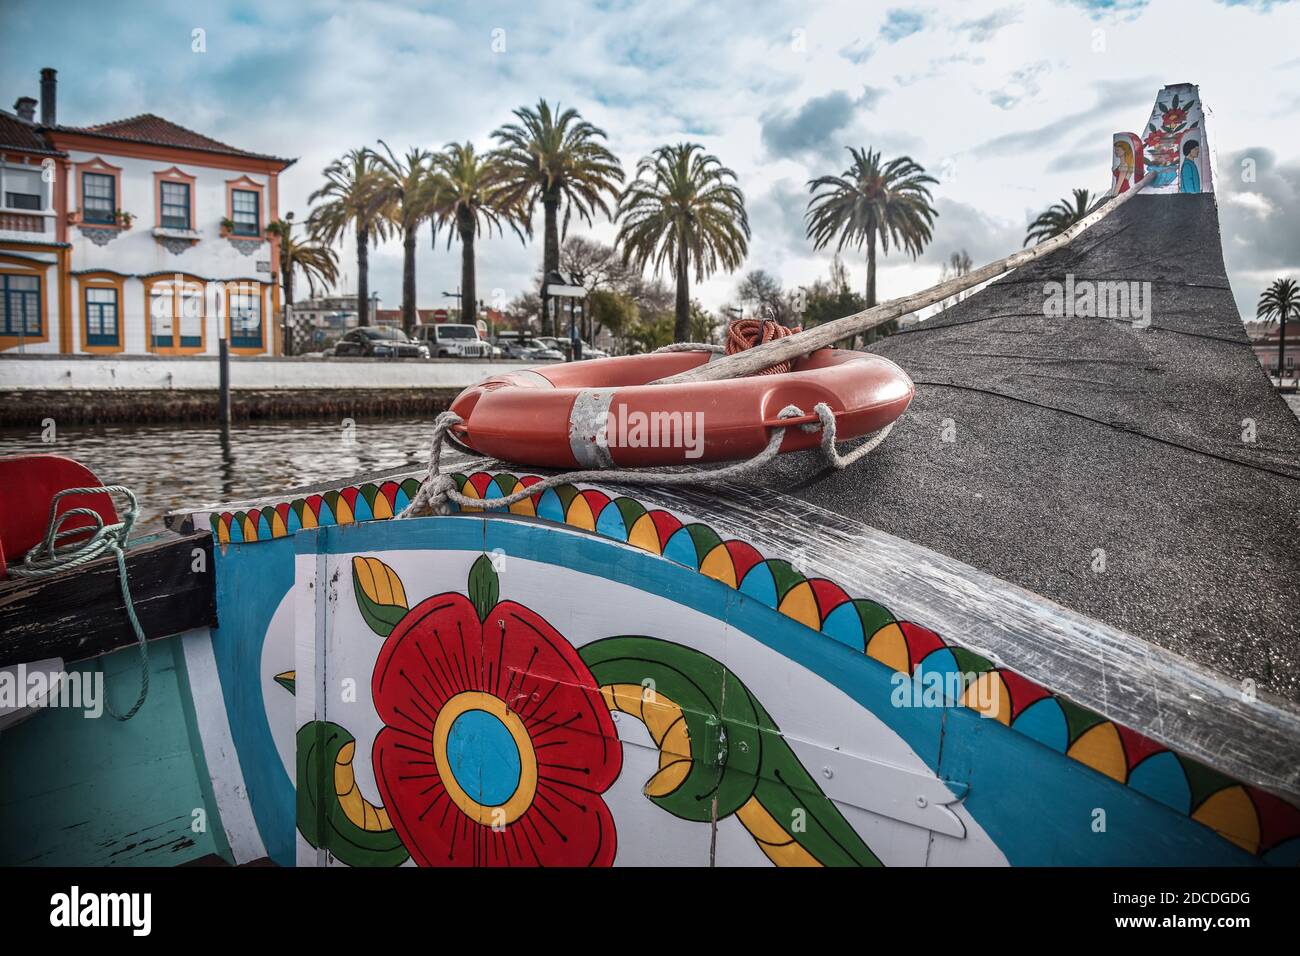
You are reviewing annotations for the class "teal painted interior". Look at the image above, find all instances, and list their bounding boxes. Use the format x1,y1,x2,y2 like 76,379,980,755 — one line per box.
0,636,223,866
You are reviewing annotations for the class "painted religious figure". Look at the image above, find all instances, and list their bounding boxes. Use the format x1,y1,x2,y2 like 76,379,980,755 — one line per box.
1111,132,1144,194
1180,139,1202,193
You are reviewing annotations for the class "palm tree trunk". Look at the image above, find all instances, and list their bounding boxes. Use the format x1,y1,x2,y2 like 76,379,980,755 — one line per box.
674,245,690,343
283,263,295,310
866,231,877,307
543,192,561,336
402,228,417,334
1280,312,1289,385
357,223,370,327
460,212,476,327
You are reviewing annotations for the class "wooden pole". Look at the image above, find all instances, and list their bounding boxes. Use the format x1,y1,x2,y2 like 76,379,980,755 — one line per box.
218,337,232,427
655,171,1155,386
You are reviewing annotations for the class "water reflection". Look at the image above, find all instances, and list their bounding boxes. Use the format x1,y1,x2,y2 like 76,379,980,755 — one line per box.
0,417,430,528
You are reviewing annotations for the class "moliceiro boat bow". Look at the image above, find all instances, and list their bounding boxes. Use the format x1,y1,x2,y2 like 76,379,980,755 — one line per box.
3,83,1299,868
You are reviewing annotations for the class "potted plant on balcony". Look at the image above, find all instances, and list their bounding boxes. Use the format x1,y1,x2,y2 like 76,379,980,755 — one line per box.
115,210,135,230
220,216,237,237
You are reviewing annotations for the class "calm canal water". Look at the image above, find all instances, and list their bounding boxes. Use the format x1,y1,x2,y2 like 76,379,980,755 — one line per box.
0,418,431,529
5,397,1300,530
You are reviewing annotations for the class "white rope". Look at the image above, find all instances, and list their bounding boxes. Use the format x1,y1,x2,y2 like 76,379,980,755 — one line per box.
399,403,893,518
9,486,151,721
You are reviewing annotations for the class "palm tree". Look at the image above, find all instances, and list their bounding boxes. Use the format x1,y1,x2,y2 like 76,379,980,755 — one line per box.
492,100,624,334
429,142,526,326
266,218,339,308
806,147,938,309
615,143,750,343
1257,277,1300,383
1023,188,1095,247
374,142,440,334
308,149,389,326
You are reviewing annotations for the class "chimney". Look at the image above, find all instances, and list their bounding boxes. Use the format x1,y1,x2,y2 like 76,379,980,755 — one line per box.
39,68,56,127
13,97,36,122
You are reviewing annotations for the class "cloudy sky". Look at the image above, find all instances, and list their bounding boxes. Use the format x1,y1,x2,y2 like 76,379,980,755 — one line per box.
2,0,1297,319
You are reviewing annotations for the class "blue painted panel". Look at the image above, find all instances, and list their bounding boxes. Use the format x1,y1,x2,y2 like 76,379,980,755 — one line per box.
211,536,295,866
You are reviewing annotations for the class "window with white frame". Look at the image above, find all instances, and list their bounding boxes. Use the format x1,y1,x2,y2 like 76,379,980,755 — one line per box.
85,286,119,346
229,285,262,348
178,283,203,347
150,286,175,348
160,181,190,230
231,189,260,236
2,274,40,336
4,167,42,210
83,173,115,224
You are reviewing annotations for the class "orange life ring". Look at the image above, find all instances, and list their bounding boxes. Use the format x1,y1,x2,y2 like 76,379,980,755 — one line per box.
448,348,914,469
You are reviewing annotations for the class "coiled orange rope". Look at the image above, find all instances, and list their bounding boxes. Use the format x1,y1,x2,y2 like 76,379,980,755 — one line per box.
725,319,803,374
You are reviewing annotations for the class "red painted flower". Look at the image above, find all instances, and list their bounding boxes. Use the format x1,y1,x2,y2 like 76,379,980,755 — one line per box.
370,557,622,866
1161,107,1187,130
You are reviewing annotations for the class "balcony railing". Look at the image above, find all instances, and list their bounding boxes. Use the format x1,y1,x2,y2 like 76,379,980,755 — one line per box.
0,210,47,233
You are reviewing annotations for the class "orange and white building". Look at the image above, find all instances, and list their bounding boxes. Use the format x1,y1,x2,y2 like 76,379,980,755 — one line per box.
0,67,295,356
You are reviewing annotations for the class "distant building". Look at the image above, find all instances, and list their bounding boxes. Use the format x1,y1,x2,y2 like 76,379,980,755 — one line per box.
1245,320,1299,375
1,67,295,356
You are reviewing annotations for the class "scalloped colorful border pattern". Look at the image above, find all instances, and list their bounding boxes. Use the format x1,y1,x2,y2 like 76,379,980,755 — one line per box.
210,478,424,543
206,470,1300,862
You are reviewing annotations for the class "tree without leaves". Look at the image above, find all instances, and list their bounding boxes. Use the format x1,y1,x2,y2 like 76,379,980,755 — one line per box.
1257,277,1300,382
805,147,938,315
560,235,633,295
735,269,797,326
937,248,973,312
307,148,390,326
373,142,441,334
429,142,527,327
492,99,625,334
615,142,750,343
1024,188,1095,247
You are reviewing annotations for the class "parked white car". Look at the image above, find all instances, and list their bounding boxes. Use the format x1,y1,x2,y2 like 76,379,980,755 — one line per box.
412,323,492,358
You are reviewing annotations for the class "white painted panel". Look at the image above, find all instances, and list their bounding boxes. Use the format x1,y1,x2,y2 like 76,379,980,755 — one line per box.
180,627,268,865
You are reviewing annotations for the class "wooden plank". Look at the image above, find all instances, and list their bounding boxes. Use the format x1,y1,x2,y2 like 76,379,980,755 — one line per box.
655,171,1156,385
0,531,216,667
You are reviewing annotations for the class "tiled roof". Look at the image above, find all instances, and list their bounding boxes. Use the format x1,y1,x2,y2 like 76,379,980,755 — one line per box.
53,113,294,167
0,109,62,155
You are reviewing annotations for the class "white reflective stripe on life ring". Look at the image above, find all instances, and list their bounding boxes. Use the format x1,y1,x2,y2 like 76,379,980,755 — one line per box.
568,387,618,468
510,368,555,388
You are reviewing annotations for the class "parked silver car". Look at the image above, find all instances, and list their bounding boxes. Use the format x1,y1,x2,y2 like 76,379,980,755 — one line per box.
496,334,564,361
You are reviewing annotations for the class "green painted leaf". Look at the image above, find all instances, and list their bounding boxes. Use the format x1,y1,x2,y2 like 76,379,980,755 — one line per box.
747,696,881,867
296,721,408,867
581,636,878,866
351,561,408,637
468,554,499,622
581,636,756,821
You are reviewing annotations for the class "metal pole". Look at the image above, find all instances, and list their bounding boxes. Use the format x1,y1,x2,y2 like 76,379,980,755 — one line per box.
573,301,583,361
218,337,231,427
